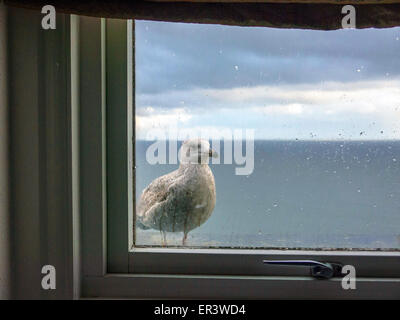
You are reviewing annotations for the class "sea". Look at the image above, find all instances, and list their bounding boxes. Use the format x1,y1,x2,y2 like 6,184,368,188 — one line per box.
135,140,400,249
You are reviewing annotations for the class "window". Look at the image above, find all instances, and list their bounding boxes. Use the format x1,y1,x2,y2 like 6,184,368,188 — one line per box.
135,20,400,250
79,16,400,299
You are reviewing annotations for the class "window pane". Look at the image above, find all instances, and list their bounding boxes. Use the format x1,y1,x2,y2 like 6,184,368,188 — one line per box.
134,20,400,249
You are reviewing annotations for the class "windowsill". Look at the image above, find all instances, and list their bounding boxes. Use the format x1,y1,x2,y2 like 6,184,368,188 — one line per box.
82,273,400,299
131,247,400,255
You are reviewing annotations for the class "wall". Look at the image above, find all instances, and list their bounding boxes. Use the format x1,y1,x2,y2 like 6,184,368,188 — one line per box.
0,2,10,300
7,6,75,299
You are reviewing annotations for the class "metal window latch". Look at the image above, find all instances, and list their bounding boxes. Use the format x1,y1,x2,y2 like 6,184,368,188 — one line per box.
263,260,343,279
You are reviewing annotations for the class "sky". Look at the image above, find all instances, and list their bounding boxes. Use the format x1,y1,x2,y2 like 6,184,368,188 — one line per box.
135,20,400,140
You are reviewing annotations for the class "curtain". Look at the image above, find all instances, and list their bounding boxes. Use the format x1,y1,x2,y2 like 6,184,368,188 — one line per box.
5,0,400,30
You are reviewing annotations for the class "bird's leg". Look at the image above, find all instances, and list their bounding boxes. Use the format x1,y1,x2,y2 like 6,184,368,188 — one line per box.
159,217,167,247
182,213,189,246
182,232,188,246
160,230,167,247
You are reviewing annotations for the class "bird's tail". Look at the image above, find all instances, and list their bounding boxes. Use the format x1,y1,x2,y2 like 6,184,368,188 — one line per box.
136,218,150,230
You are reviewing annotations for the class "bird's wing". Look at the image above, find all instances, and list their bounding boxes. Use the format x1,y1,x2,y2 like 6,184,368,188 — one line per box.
137,173,188,228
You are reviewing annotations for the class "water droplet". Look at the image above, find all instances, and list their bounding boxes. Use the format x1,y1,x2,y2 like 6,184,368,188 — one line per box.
273,203,278,208
393,158,397,162
234,65,239,71
357,189,361,193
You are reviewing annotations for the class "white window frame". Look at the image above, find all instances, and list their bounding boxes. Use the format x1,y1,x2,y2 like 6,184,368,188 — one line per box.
76,16,400,299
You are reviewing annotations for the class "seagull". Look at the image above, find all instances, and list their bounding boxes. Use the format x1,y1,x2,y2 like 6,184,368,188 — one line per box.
136,139,218,246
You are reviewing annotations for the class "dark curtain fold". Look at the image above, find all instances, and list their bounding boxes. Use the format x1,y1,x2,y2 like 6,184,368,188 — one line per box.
4,0,400,29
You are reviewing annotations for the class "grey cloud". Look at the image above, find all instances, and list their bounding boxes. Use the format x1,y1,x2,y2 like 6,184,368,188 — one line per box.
135,20,400,96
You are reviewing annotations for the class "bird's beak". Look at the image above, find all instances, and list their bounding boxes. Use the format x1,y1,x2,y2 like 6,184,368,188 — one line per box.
209,148,218,158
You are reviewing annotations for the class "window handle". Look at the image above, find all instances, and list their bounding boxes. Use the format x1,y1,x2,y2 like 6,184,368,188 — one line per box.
263,260,343,279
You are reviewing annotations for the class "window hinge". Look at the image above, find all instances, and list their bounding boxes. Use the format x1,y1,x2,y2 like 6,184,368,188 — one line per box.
263,260,343,279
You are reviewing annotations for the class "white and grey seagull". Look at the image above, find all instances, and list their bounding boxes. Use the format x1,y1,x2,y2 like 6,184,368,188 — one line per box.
136,139,218,246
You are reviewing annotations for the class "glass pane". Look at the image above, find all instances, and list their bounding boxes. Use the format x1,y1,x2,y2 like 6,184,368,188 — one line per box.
134,20,400,249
